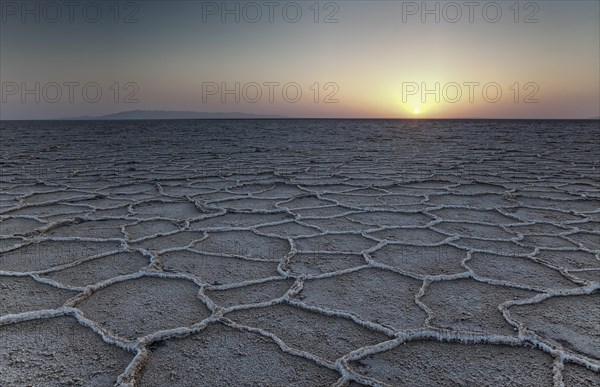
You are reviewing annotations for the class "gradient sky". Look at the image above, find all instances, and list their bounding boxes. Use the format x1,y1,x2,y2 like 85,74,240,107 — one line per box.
1,0,599,119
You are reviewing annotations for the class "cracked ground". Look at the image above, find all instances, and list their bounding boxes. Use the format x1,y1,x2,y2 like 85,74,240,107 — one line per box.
0,120,599,386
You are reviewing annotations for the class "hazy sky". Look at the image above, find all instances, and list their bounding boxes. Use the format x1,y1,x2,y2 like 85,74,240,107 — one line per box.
1,0,599,119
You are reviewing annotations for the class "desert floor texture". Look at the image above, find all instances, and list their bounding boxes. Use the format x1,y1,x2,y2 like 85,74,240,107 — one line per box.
0,120,599,386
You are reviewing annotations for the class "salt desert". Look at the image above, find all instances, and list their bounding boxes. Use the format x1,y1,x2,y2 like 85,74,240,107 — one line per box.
1,119,599,386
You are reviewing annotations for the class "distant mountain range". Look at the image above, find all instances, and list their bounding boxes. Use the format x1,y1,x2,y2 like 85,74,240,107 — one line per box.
41,110,600,121
64,110,286,120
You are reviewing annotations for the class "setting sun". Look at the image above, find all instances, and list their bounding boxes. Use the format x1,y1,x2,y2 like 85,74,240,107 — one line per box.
413,107,421,115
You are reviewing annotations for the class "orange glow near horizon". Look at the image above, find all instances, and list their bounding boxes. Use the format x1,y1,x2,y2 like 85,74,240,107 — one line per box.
0,1,598,120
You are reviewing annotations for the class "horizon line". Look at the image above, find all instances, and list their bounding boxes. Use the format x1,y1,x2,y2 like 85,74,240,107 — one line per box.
2,117,599,122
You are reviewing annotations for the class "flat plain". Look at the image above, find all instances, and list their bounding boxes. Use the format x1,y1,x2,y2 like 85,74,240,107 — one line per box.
1,119,599,386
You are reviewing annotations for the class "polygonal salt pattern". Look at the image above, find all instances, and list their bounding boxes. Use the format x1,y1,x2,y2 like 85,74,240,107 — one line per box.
138,323,340,386
0,276,77,316
193,230,290,260
205,279,296,307
421,279,537,336
0,217,45,236
0,316,134,386
467,253,580,290
75,277,211,340
161,250,279,285
225,303,391,362
1,120,599,385
295,234,378,253
0,240,122,272
285,252,367,276
348,339,555,386
295,268,427,329
509,293,600,359
370,244,466,276
41,251,150,287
